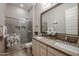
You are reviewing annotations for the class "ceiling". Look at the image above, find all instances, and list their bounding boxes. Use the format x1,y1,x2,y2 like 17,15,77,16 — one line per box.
6,3,34,11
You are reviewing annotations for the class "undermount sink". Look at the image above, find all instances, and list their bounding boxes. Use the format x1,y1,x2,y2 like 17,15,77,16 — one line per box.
37,37,47,39
54,42,79,54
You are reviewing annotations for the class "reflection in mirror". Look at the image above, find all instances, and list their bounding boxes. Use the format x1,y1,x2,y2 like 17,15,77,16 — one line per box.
41,3,79,35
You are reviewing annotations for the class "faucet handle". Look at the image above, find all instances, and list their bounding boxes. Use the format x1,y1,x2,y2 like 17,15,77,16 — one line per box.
65,36,67,39
64,36,68,41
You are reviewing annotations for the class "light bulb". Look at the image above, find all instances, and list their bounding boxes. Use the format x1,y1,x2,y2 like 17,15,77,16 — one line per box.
20,4,24,7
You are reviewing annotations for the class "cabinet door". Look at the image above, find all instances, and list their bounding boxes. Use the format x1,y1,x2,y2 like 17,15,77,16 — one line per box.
36,41,40,56
40,47,47,56
32,39,40,56
48,47,67,56
32,39,37,55
47,52,55,56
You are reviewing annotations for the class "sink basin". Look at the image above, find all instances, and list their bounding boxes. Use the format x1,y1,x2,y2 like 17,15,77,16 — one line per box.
54,42,79,54
37,37,47,39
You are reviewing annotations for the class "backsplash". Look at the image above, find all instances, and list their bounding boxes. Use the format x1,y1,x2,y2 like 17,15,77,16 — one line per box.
54,33,79,44
67,35,78,44
55,33,65,41
78,39,79,44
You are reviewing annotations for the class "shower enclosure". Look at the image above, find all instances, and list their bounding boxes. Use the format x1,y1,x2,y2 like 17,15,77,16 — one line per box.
6,17,32,44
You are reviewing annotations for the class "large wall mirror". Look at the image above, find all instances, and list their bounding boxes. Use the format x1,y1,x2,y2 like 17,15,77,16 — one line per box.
41,3,79,35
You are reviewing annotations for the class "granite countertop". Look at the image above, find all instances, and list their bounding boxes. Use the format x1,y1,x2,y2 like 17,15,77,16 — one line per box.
33,36,79,56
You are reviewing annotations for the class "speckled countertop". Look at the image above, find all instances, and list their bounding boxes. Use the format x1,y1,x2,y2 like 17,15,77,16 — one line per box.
33,36,79,56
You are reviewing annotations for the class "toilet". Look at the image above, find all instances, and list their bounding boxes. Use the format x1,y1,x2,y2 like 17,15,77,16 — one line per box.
23,42,32,54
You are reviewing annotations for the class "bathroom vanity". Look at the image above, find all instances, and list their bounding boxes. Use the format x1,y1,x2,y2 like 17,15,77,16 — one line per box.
35,3,79,56
32,36,79,56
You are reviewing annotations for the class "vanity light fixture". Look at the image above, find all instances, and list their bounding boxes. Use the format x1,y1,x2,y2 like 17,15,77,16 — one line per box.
42,3,51,8
20,4,24,7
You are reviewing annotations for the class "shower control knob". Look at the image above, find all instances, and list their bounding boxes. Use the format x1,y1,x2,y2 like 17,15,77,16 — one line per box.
29,30,31,32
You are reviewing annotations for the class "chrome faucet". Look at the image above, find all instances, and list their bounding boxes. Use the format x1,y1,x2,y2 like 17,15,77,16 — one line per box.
64,36,68,42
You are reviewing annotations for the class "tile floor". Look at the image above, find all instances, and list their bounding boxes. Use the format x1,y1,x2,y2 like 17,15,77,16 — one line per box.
0,46,32,56
8,48,32,56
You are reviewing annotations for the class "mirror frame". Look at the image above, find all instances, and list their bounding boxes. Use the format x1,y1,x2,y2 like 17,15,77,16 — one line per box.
40,3,79,35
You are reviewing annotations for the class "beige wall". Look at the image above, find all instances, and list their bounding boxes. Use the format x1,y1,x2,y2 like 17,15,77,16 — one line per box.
0,4,6,25
28,4,41,35
33,3,58,34
6,5,28,19
28,7,33,20
34,3,42,34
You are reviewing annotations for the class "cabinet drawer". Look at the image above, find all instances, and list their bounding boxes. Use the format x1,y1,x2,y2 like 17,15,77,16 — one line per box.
40,43,47,49
48,47,67,56
47,52,55,56
40,47,47,56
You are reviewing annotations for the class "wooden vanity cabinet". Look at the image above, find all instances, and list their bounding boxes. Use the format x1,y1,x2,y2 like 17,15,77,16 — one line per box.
32,39,47,56
32,39,68,56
